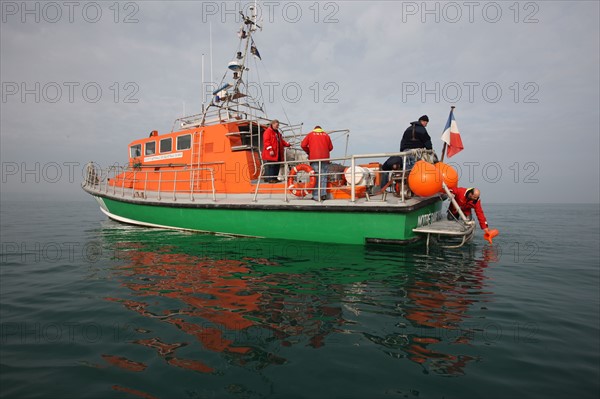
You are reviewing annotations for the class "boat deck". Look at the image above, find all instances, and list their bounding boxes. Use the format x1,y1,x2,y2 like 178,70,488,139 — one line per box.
84,182,442,212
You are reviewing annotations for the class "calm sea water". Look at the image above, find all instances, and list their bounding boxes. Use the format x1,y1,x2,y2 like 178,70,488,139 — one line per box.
0,201,598,399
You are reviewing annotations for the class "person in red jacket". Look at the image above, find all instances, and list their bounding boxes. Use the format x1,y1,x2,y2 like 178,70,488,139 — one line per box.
447,187,491,233
261,119,290,183
301,126,333,201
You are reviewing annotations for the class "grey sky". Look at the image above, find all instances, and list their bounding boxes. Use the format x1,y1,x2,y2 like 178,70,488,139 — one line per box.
1,1,599,203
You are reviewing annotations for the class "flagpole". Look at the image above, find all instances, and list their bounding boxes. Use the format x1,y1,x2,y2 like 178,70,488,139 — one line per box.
440,106,455,163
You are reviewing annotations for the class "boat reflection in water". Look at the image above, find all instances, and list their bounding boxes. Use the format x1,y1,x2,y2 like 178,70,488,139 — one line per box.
97,224,498,387
363,245,499,376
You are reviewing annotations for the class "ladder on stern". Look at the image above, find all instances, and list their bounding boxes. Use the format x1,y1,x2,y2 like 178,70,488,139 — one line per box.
413,183,476,248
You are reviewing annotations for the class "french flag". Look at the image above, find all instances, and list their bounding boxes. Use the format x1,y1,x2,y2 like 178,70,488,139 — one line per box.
441,108,464,158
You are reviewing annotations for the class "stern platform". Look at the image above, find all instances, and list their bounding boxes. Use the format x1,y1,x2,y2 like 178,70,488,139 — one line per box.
413,219,475,248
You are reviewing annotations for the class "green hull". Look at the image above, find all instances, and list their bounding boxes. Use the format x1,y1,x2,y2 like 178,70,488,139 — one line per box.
95,195,443,245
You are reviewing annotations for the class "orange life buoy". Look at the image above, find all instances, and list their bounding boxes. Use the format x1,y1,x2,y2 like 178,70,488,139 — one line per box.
287,164,317,197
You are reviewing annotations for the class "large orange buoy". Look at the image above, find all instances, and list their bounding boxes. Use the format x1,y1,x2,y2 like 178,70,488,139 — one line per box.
408,160,442,197
434,162,459,189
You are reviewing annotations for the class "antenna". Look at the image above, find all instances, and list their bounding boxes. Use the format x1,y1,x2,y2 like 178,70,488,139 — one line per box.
209,22,214,91
201,53,205,112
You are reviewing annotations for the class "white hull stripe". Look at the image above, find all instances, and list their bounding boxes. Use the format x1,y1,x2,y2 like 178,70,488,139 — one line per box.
97,205,262,238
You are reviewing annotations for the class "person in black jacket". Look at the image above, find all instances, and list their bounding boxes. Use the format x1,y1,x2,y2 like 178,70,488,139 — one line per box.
399,115,432,170
400,115,432,151
381,115,433,190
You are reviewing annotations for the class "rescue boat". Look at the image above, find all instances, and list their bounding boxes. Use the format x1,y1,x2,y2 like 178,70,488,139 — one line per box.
82,8,454,246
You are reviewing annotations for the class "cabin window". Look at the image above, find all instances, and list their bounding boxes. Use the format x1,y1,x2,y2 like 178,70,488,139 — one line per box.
177,134,191,150
130,144,141,158
160,138,172,153
145,141,156,155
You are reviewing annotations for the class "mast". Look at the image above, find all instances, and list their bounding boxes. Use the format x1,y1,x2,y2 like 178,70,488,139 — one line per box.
234,5,260,93
207,6,263,116
180,5,266,130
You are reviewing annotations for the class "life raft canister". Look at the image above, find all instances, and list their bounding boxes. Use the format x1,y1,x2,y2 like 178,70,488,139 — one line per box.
287,164,317,197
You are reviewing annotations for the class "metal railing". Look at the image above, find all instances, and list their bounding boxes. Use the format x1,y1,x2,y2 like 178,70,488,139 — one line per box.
83,148,437,204
82,162,217,202
252,148,437,203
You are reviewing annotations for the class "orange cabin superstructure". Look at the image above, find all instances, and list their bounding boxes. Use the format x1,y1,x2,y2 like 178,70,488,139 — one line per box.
109,120,268,194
